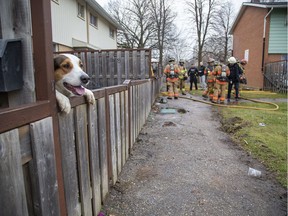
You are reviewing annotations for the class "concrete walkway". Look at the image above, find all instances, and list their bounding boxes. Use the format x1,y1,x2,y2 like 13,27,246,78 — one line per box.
102,94,287,216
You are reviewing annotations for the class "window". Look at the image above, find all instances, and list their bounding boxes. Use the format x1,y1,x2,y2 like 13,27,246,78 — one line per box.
109,27,115,39
90,13,98,28
77,2,85,19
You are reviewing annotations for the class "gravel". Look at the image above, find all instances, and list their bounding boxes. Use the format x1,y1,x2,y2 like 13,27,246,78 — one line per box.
102,94,287,216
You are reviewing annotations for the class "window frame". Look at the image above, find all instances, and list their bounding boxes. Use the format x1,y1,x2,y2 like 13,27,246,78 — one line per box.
89,13,98,28
77,2,85,20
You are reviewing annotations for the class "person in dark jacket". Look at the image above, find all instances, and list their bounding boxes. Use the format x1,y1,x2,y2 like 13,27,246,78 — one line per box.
188,63,198,91
198,62,207,90
226,57,243,102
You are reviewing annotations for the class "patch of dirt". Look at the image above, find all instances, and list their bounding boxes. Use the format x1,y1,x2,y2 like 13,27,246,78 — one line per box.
177,108,187,113
162,121,177,127
221,116,251,133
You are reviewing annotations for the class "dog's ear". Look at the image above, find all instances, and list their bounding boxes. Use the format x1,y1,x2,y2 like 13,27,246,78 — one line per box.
54,55,68,70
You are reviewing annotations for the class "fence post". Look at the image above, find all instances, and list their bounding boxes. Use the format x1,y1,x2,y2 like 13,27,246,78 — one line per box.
123,80,132,154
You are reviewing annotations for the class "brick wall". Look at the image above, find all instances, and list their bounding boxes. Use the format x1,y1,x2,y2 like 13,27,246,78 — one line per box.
232,7,282,89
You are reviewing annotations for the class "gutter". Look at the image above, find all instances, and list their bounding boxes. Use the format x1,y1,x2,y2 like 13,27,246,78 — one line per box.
261,7,273,73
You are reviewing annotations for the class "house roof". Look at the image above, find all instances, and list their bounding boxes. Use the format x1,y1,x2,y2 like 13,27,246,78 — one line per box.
86,0,123,30
229,2,287,34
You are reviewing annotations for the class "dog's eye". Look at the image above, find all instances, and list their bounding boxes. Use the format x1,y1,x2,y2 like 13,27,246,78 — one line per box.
63,63,70,69
79,63,84,68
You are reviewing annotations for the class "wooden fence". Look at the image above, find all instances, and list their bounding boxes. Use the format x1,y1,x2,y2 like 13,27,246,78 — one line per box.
264,60,287,93
55,49,152,89
0,78,161,216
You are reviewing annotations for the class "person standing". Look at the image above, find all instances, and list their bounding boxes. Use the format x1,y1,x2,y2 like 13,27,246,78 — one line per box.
178,59,188,95
202,58,215,100
227,56,243,102
164,57,180,99
198,62,207,90
212,61,228,104
187,63,198,92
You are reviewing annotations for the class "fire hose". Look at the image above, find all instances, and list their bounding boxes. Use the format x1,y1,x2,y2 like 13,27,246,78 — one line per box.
178,96,279,111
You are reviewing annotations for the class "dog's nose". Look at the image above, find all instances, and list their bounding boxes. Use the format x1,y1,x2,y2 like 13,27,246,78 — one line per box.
80,74,90,84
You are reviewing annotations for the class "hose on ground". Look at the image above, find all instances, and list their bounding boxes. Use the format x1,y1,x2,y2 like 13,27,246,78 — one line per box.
178,96,279,111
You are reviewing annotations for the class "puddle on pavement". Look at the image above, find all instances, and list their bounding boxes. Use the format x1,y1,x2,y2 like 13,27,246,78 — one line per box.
160,108,187,114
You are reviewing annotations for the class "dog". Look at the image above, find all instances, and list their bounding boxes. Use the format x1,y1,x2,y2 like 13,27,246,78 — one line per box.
54,53,95,114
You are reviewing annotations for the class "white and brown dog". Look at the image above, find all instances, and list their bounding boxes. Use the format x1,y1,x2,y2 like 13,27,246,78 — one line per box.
54,54,95,114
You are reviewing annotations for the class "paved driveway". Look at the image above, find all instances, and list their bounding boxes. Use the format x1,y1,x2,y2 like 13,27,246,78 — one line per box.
102,95,287,216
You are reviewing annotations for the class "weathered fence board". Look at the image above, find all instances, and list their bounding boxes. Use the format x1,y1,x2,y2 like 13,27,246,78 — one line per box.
30,117,60,216
75,105,93,216
115,92,122,174
109,94,118,185
98,97,109,200
120,91,126,166
58,110,81,216
0,129,29,216
87,102,102,215
19,125,32,164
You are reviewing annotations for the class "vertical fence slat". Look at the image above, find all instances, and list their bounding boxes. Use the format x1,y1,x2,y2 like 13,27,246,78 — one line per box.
125,89,130,159
98,97,109,200
88,102,102,215
120,91,126,166
30,117,60,216
115,92,122,174
117,51,122,85
0,129,29,216
109,95,118,184
75,105,92,216
58,110,81,216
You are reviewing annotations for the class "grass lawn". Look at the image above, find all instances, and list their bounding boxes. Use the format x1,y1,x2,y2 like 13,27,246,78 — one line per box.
220,91,287,187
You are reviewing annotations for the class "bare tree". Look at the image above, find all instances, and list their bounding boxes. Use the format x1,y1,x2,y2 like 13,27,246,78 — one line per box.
186,0,218,64
148,0,177,71
107,0,155,48
210,0,234,61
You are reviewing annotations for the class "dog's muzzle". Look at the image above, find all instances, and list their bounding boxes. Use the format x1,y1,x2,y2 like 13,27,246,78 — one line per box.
63,74,91,96
80,74,90,84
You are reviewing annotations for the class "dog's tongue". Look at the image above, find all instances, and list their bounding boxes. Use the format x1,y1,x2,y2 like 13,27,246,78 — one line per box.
73,86,85,96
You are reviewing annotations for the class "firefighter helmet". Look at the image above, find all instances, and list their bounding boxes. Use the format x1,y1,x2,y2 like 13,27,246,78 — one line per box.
214,61,220,66
168,57,175,62
208,58,215,63
228,57,237,64
179,59,185,63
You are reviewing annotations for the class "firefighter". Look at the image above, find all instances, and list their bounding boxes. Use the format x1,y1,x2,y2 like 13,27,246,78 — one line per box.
239,59,248,84
202,58,216,100
212,61,228,104
178,59,188,95
164,57,180,99
227,56,243,102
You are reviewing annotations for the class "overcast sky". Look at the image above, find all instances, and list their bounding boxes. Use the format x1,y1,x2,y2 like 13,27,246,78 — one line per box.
96,0,249,12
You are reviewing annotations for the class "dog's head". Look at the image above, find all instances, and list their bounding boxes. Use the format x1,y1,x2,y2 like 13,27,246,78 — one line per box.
54,54,90,97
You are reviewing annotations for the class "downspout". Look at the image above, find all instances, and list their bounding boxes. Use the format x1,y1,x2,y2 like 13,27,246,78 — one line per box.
261,7,273,73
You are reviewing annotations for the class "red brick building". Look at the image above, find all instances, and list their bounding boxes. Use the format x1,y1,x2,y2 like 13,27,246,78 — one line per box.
229,1,287,89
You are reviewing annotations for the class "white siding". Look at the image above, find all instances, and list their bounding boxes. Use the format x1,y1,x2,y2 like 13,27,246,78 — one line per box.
51,0,117,49
88,16,117,49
